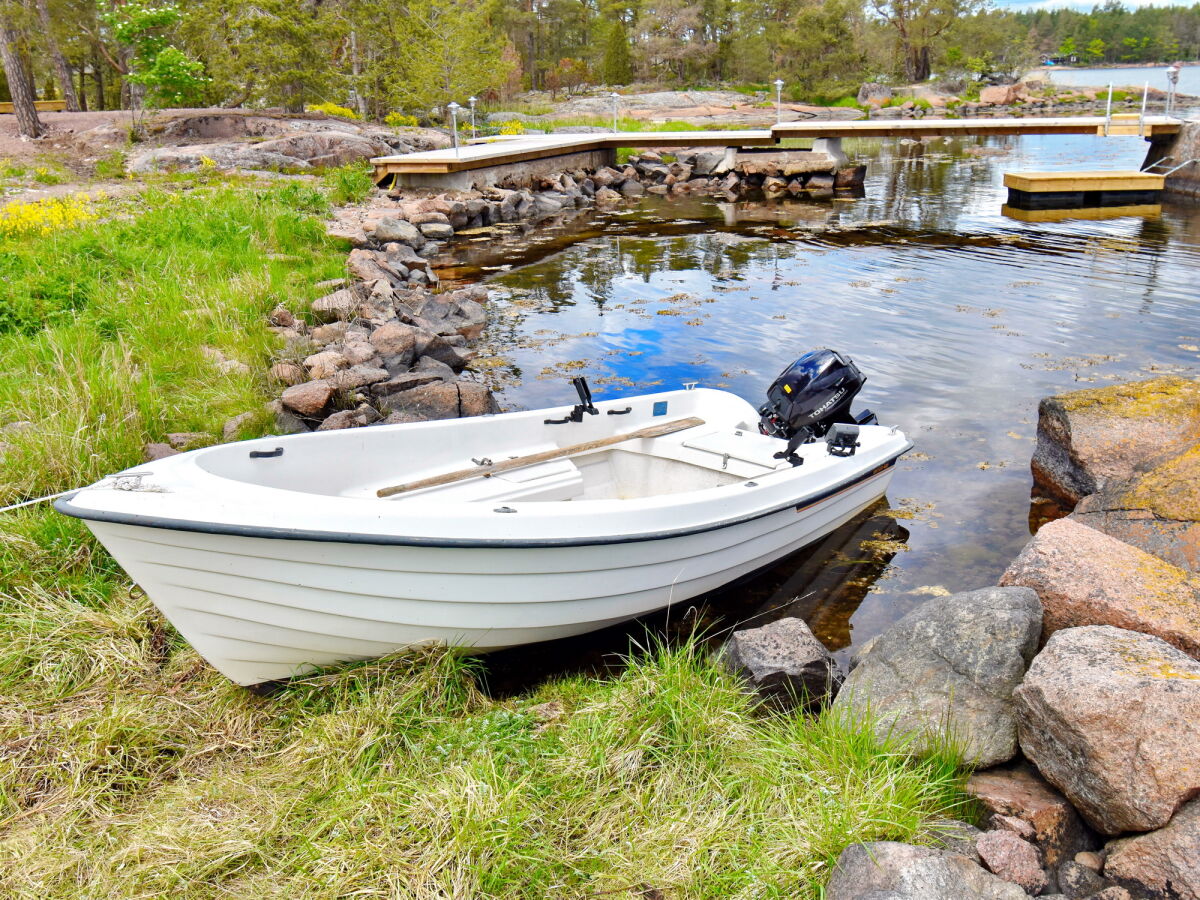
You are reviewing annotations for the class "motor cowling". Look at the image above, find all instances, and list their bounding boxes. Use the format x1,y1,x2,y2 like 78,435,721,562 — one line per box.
758,349,868,452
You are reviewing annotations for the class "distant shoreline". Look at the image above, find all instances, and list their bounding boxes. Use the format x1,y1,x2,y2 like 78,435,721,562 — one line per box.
1035,61,1198,72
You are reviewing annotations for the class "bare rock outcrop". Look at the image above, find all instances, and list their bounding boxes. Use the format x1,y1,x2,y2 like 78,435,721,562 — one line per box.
1001,517,1200,658
1013,626,1200,835
1030,377,1200,506
833,586,1042,767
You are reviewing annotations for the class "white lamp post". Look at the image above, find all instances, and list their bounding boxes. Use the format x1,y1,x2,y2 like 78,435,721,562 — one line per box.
448,101,461,156
774,78,785,124
610,92,620,133
468,96,478,140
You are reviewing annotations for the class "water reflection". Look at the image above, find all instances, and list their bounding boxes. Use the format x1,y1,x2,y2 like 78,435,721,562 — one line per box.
460,131,1200,673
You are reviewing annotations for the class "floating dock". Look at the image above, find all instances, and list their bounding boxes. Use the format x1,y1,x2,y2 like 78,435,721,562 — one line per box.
1000,203,1162,223
1003,171,1165,210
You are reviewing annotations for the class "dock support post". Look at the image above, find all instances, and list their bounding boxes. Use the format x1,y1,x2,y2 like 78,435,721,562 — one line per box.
812,137,848,167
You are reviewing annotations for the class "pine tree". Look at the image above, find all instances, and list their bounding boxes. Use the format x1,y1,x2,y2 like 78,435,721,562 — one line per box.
601,20,632,85
0,6,43,137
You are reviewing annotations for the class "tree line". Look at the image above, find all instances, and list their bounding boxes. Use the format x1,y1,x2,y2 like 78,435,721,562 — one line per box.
1,0,1198,137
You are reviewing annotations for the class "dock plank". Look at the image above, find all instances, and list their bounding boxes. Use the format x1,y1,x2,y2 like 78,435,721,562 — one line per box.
371,116,1182,182
1003,171,1165,193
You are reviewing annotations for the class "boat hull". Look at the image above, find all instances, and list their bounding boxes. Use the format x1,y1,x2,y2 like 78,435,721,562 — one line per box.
87,464,896,686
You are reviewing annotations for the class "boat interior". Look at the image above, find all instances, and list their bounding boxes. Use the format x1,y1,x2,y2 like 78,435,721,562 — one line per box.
195,417,801,505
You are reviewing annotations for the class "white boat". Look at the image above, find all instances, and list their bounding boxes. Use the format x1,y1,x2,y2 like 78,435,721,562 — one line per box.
57,355,911,687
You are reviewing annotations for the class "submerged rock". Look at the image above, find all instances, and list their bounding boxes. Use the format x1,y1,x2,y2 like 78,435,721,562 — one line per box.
720,617,843,710
826,841,1029,899
832,586,1042,767
1014,626,1200,834
1002,517,1200,658
1030,376,1200,506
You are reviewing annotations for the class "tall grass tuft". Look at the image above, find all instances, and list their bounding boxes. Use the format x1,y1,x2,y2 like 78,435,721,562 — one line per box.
322,161,375,205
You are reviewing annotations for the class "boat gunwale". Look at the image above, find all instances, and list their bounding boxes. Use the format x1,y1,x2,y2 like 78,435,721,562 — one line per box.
54,445,910,548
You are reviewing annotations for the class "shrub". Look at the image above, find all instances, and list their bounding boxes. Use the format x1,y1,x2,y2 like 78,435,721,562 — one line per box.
385,112,419,128
307,101,361,120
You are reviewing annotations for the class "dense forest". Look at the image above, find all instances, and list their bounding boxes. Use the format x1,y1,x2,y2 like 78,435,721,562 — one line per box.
0,0,1198,121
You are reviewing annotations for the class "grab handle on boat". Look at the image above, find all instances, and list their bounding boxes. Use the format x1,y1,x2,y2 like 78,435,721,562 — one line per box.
607,407,632,416
249,447,284,459
376,416,706,498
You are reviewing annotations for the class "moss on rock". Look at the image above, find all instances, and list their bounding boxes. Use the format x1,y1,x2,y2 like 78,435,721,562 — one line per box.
1121,444,1200,523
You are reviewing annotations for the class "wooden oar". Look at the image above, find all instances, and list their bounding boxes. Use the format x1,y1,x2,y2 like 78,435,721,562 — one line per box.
377,416,706,498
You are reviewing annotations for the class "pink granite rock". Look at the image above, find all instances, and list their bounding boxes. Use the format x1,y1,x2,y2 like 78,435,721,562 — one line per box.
976,829,1047,895
1001,517,1200,658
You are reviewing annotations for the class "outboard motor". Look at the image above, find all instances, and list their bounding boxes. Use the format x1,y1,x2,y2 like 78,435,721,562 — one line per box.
758,349,876,465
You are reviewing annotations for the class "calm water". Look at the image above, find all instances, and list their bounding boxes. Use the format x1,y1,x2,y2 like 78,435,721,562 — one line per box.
1044,63,1200,106
463,132,1200,689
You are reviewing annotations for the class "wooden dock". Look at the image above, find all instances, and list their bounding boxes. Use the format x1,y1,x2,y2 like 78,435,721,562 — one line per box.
1003,170,1165,210
371,115,1183,187
770,115,1181,140
373,130,774,180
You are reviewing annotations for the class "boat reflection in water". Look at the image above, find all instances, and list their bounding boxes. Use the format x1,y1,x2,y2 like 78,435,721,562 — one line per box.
483,499,908,696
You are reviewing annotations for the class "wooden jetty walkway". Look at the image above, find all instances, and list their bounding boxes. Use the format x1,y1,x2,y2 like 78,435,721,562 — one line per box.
372,116,1183,187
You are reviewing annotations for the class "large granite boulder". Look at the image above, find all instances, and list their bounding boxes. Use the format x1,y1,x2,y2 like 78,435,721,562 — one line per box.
833,586,1042,766
1014,626,1200,834
1073,446,1200,574
1030,376,1200,506
1001,517,1200,658
825,842,1029,899
967,762,1096,876
1104,796,1200,900
720,617,843,710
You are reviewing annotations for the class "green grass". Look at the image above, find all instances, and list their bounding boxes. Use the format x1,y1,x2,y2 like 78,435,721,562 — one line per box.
321,159,374,204
883,96,933,110
0,170,974,898
0,175,347,503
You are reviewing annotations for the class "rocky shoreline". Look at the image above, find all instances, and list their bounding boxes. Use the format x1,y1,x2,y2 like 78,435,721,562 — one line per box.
722,376,1200,900
226,147,863,436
